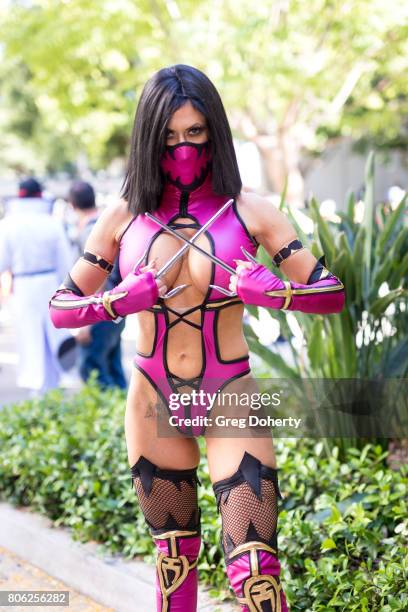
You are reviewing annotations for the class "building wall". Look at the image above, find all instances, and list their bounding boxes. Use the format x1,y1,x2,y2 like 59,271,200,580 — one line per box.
303,139,408,210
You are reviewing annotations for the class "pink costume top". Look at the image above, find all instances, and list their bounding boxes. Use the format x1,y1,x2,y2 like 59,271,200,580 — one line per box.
119,170,258,436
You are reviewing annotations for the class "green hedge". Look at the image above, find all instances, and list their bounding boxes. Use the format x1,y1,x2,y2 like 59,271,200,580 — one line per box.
0,381,406,611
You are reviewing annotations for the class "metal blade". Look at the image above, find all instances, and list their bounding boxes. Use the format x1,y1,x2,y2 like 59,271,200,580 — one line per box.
163,284,190,298
132,247,149,273
240,246,258,264
145,212,236,275
147,198,234,278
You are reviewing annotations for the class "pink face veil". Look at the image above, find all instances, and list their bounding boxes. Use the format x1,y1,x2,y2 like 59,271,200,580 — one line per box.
159,140,212,191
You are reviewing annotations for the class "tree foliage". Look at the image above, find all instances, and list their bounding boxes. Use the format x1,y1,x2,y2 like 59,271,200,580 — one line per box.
0,0,407,180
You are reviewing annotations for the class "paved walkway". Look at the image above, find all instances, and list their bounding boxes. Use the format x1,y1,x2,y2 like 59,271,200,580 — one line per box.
0,545,113,612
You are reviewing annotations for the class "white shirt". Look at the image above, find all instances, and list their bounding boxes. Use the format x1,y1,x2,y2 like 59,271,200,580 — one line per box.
0,197,71,282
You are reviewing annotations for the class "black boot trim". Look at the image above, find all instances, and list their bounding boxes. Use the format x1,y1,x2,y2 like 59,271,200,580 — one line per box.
130,455,200,495
212,451,282,505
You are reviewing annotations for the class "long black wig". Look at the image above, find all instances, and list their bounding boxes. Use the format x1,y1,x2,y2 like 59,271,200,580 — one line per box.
121,64,242,215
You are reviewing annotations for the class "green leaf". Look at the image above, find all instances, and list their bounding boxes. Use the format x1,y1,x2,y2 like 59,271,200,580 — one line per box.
346,190,356,224
321,538,337,551
369,289,406,318
380,337,408,377
375,193,407,257
309,197,335,264
307,317,324,371
304,558,317,575
286,206,311,246
388,251,408,290
353,225,365,306
278,178,288,211
245,334,299,378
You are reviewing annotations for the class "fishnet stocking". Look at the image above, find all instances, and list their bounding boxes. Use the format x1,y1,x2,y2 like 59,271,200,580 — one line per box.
133,475,199,531
219,479,278,552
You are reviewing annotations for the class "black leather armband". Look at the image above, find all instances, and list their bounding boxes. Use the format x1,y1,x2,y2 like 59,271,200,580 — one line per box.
81,251,114,273
272,239,304,267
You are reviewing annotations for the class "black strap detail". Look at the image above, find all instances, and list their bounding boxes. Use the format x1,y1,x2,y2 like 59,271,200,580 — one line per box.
180,191,189,216
213,451,282,504
165,304,203,331
272,239,303,267
170,223,200,230
130,455,200,495
306,254,335,284
62,273,84,297
306,256,325,284
169,374,203,393
81,251,114,273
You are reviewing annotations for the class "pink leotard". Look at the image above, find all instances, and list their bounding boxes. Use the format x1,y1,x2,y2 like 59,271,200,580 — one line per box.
119,173,258,436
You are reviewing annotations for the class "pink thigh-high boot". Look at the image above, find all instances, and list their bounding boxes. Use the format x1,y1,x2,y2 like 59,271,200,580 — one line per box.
213,452,289,612
130,456,201,612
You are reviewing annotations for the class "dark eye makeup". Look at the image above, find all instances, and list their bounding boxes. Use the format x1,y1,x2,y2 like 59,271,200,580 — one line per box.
166,125,206,137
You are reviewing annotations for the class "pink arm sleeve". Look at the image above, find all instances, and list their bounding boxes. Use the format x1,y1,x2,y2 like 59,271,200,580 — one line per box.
236,260,345,315
49,270,159,329
49,288,113,328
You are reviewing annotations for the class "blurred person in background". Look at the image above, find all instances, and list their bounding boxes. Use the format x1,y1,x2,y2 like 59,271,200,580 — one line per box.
68,180,127,389
0,177,73,396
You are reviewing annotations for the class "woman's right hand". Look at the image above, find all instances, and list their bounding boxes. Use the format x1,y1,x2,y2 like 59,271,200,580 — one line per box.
107,259,167,317
139,258,167,298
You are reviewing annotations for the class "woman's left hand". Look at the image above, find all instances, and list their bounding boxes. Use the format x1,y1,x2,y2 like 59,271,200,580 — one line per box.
229,259,254,294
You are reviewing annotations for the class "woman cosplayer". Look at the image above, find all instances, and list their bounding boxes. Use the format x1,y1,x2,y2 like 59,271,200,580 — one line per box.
49,65,345,612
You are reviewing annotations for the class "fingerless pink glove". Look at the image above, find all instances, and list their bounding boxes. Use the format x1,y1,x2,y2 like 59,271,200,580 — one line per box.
236,263,345,314
49,270,159,329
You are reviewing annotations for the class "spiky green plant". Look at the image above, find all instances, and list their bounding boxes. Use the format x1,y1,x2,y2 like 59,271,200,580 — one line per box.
244,153,407,451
